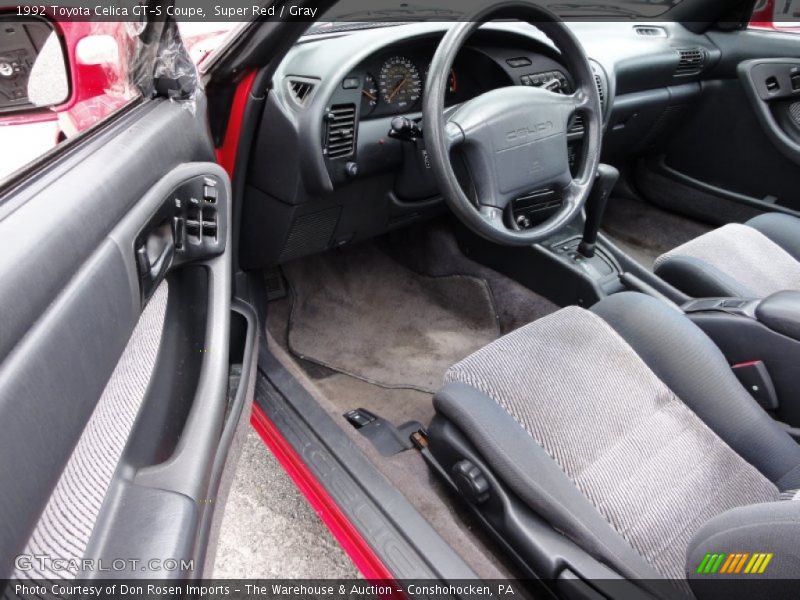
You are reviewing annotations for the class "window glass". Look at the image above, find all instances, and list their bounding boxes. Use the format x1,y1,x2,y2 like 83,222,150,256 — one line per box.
177,22,241,67
751,0,800,33
0,19,141,182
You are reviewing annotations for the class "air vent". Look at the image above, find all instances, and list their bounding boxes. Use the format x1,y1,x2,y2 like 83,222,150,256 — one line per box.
634,25,667,37
568,114,584,134
324,104,356,159
287,78,316,106
594,73,605,109
675,48,705,75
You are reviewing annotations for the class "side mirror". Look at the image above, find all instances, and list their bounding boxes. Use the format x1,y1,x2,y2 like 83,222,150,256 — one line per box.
74,34,119,67
0,16,70,115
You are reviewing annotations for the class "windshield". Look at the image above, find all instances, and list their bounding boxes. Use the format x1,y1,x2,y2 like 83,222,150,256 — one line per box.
316,0,685,23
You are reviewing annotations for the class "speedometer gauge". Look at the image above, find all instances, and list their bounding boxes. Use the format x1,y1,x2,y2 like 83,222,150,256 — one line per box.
379,57,422,110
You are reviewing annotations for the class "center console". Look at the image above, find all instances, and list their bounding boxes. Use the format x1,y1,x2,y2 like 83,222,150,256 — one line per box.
684,291,800,432
453,163,687,310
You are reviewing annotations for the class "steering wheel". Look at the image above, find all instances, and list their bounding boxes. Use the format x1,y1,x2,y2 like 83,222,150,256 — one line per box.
424,2,602,246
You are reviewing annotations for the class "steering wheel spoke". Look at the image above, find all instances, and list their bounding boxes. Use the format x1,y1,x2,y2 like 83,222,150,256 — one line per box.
568,89,592,111
561,178,586,207
444,120,465,149
478,205,505,227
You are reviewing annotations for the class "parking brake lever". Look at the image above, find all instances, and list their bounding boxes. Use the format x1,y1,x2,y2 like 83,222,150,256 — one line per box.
578,163,619,258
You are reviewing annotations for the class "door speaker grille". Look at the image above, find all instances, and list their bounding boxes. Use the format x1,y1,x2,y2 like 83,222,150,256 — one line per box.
790,101,800,128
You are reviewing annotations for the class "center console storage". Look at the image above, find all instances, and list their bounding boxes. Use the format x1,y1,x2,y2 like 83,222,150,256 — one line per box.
683,291,800,430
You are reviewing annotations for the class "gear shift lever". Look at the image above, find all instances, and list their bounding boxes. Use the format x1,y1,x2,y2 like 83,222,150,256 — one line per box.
578,163,619,258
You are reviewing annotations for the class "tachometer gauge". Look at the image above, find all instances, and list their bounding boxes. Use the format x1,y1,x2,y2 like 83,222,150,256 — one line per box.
425,66,458,96
379,56,422,110
361,73,379,116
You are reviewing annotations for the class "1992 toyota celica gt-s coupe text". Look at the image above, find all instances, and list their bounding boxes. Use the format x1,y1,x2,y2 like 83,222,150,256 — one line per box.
2,0,800,598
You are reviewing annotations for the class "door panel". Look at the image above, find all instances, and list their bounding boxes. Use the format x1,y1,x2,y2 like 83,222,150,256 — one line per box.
0,98,246,580
16,281,169,579
643,29,800,221
738,58,800,166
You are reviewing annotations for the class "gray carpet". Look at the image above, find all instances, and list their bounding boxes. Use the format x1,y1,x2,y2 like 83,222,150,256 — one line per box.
267,295,437,477
265,336,517,580
283,243,501,393
264,227,559,580
602,195,713,270
382,222,558,334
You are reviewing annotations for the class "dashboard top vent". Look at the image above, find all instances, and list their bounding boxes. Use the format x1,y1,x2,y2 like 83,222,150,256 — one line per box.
675,48,706,75
287,77,317,106
634,25,667,37
324,104,356,160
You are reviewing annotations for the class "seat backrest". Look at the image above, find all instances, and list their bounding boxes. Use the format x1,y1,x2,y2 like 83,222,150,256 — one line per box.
654,223,800,297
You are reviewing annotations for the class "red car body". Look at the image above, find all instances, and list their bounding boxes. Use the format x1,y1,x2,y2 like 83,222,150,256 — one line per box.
750,0,800,33
1,15,228,133
0,18,131,129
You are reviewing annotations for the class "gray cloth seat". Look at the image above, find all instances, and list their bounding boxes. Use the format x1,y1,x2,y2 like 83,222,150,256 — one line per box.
429,292,800,598
654,213,800,298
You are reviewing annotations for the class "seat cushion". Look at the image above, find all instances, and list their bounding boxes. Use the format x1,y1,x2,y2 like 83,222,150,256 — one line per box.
654,217,800,298
440,302,779,583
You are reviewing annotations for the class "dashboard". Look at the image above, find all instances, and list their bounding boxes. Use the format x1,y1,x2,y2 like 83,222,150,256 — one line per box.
241,21,722,269
302,29,595,190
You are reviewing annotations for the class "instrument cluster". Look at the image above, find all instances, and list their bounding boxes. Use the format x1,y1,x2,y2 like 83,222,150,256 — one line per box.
354,47,495,119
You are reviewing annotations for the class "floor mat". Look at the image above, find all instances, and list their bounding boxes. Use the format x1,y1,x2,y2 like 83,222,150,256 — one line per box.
264,226,554,580
602,195,712,270
265,336,518,579
283,243,501,393
381,221,558,334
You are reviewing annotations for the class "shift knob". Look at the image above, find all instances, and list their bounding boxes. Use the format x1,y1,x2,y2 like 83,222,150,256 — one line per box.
578,163,619,258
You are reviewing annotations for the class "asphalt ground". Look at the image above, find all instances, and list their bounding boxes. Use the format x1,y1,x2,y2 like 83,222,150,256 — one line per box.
213,429,360,578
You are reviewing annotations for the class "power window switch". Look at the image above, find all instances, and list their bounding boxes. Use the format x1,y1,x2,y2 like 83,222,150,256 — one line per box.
201,221,217,239
791,72,800,91
203,185,218,202
766,76,780,93
186,219,201,240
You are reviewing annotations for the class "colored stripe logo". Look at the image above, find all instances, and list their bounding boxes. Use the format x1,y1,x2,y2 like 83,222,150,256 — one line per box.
696,552,773,574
